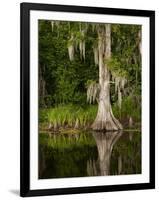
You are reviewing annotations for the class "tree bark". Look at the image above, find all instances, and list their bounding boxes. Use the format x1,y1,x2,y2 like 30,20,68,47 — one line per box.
92,24,122,131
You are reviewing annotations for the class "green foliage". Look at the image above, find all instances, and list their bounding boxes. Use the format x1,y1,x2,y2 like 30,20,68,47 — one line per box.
39,104,98,129
112,96,141,122
106,57,128,78
111,24,141,80
39,20,98,106
85,80,97,88
39,20,141,127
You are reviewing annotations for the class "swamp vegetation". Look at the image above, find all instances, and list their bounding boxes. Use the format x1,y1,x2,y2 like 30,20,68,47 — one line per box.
38,20,141,178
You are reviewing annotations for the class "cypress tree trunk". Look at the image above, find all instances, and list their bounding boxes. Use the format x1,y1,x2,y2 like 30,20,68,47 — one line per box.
92,24,122,131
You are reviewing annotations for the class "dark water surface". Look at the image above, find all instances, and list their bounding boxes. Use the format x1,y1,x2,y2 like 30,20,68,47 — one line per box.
39,130,141,179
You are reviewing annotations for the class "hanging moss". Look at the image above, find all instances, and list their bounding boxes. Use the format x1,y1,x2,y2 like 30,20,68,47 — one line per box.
51,21,54,32
67,34,75,61
93,46,98,65
86,80,100,104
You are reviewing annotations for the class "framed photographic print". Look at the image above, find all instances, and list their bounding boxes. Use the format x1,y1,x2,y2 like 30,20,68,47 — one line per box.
20,2,155,197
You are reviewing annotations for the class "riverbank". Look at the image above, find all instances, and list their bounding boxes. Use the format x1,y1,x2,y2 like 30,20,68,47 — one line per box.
39,102,141,132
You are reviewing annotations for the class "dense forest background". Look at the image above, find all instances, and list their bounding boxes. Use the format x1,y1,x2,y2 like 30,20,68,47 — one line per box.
38,20,141,130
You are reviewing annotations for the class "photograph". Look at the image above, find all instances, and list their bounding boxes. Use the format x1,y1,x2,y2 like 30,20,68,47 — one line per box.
20,3,155,196
38,20,142,179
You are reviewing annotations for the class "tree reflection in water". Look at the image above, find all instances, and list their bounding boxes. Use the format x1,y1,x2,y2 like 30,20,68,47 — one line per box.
39,130,141,179
87,131,122,176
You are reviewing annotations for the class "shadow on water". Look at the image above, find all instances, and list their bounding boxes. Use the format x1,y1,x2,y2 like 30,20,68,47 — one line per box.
39,130,141,179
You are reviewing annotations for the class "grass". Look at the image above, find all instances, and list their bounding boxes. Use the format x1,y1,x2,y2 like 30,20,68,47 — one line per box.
39,97,141,131
39,104,98,130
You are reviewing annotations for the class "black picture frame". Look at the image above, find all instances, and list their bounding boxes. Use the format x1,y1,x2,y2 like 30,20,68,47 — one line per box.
20,2,155,197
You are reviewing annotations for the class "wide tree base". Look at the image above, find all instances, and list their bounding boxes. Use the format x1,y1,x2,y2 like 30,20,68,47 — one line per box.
91,114,123,131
